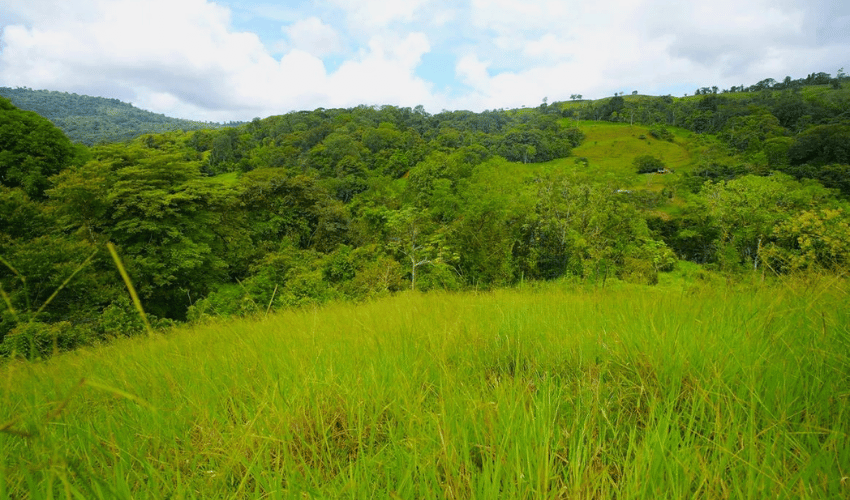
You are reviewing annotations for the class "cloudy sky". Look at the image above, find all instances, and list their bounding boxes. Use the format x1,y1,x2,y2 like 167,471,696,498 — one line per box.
1,0,848,122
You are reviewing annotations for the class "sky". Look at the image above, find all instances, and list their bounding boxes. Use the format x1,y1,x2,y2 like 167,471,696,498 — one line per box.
1,0,848,122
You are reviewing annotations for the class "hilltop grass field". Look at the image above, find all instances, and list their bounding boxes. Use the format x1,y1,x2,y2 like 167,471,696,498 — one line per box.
2,273,848,498
566,121,693,177
470,120,697,197
531,121,695,194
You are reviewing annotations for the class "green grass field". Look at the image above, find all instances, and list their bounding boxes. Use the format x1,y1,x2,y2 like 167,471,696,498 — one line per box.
569,121,693,176
2,275,848,498
525,121,696,197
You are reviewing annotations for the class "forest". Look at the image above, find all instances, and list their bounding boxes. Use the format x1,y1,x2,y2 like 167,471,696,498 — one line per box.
0,87,238,145
2,73,850,499
1,72,849,358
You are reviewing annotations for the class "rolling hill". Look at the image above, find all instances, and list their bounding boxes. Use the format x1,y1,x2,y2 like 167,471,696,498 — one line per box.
0,87,240,145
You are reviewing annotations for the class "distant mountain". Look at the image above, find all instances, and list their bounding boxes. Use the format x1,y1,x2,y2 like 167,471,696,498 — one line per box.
0,87,241,145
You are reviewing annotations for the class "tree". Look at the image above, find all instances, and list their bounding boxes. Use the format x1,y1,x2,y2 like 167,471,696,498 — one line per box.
721,112,784,154
605,96,625,120
46,160,112,242
72,143,241,319
385,207,452,291
0,97,83,198
449,158,533,286
239,168,349,253
699,174,836,271
785,163,850,197
633,155,666,174
788,125,850,166
763,208,850,272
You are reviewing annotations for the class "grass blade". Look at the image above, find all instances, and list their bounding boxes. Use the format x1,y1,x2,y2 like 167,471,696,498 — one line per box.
106,242,153,337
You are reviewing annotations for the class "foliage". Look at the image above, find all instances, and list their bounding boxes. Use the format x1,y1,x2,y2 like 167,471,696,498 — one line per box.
2,75,850,357
698,174,841,271
0,321,80,359
633,155,666,174
648,126,674,141
788,124,850,166
0,97,84,198
762,208,850,272
0,87,238,145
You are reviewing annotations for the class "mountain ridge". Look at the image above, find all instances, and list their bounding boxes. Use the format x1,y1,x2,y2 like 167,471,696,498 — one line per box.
0,87,242,145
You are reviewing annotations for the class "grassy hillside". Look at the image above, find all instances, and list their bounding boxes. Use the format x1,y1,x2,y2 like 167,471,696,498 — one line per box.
540,121,695,189
569,122,692,173
2,275,848,498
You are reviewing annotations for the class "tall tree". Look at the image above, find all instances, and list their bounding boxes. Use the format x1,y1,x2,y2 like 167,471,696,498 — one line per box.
0,97,84,198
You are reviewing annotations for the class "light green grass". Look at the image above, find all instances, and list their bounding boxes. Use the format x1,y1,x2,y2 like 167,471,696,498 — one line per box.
2,277,849,498
573,121,692,169
538,121,695,193
205,171,240,185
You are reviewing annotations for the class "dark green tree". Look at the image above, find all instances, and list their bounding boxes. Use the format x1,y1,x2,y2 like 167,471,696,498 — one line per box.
633,155,666,174
0,97,83,198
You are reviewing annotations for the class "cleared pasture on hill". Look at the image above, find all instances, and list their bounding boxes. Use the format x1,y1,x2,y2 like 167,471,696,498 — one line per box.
1,277,849,499
542,121,694,191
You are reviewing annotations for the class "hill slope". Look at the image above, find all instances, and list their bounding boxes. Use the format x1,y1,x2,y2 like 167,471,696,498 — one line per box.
0,87,240,145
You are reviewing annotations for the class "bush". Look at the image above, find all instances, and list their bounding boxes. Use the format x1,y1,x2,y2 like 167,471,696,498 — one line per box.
98,297,148,338
634,155,666,174
277,268,337,307
416,263,462,292
648,126,674,142
0,321,88,359
619,257,658,285
351,257,405,297
187,284,255,321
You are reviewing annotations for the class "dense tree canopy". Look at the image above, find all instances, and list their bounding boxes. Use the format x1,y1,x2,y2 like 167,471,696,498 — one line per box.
0,97,85,198
1,74,849,358
0,87,237,145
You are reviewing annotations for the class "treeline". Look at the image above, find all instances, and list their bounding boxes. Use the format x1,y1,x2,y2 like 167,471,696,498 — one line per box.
693,70,845,94
1,73,850,359
0,87,239,146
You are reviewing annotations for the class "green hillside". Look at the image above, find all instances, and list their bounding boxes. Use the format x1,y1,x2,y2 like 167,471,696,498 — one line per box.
1,73,849,350
539,121,694,189
1,73,850,498
567,122,692,173
0,87,239,145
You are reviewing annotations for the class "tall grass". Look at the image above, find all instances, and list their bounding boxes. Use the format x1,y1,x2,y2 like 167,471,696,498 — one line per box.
1,277,848,498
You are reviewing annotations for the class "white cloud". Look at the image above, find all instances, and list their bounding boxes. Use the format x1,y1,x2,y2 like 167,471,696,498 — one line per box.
456,54,490,88
326,0,430,29
238,3,301,23
0,0,440,121
0,0,847,120
328,33,435,108
470,0,573,33
283,17,343,57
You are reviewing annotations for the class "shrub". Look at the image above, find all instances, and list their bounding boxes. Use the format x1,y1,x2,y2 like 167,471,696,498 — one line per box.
648,126,674,142
619,257,658,285
416,263,462,292
351,257,405,297
98,297,148,337
633,155,666,174
0,321,86,359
